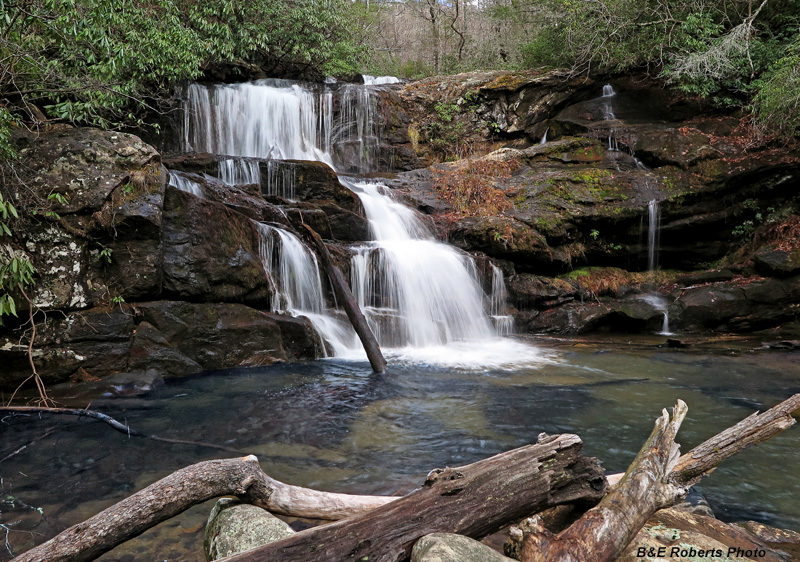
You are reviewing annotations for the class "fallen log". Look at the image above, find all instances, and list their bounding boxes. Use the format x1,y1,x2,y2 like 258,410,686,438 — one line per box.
13,455,399,562
302,223,387,373
221,434,606,562
512,393,800,562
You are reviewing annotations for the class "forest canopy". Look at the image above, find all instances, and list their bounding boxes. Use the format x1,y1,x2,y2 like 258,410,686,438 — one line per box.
0,0,798,138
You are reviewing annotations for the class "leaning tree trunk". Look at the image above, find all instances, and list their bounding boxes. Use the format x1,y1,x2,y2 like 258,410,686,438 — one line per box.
302,223,387,373
220,434,606,562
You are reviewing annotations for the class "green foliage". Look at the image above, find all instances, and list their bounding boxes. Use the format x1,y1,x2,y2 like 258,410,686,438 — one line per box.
519,26,570,69
752,38,800,137
0,193,35,325
2,0,363,128
99,247,113,265
0,108,16,160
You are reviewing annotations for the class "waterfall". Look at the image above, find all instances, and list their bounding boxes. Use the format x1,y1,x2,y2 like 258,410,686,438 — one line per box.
647,199,660,271
639,294,672,336
218,158,261,187
489,265,514,336
347,180,495,348
168,171,204,198
253,221,358,355
362,75,401,85
602,84,616,97
539,128,548,145
183,79,546,367
184,80,333,165
264,161,298,200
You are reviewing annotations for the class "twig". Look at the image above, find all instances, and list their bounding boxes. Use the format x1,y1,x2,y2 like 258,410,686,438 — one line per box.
0,406,246,455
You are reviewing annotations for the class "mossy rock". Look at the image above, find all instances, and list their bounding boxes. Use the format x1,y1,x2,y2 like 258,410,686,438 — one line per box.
204,498,295,561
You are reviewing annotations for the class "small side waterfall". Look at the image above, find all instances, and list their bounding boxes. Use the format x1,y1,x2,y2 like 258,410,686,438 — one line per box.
489,265,514,336
168,171,204,198
539,128,548,145
642,200,672,334
602,84,616,97
647,199,660,271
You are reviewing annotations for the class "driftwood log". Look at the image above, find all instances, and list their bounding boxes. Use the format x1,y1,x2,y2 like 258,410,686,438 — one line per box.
13,394,799,562
222,434,605,562
512,393,800,562
13,455,399,562
302,223,387,373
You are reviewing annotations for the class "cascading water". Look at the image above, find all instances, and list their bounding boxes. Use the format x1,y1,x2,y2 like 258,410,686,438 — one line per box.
168,170,204,198
253,221,358,355
640,199,672,334
539,128,548,145
647,199,660,271
182,79,551,367
489,265,514,336
347,180,495,347
602,84,616,97
362,75,401,85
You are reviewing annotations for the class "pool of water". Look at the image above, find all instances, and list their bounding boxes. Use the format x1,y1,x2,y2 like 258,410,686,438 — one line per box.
1,335,798,561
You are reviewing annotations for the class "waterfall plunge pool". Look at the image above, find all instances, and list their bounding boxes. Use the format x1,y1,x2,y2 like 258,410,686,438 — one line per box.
1,335,798,561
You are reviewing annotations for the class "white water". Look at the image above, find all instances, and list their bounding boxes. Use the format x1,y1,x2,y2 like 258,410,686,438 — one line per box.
490,265,514,336
183,79,550,368
539,128,548,145
168,171,204,198
639,294,671,335
253,221,358,355
362,75,401,85
647,199,660,271
602,84,616,97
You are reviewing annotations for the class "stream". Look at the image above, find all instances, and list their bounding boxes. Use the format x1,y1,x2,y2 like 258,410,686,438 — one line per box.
1,335,798,561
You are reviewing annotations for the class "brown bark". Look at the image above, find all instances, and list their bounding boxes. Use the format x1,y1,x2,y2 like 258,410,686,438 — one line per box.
515,393,800,562
302,223,387,373
222,434,606,562
14,455,398,562
519,401,689,562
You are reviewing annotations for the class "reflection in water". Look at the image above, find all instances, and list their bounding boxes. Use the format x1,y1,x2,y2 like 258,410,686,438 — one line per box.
1,339,798,561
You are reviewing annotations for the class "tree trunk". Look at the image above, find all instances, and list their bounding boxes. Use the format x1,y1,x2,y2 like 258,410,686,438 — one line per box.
302,224,387,373
514,393,800,562
221,434,606,562
14,455,399,562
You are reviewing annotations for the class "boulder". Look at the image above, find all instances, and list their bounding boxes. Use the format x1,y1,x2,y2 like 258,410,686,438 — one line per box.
137,301,323,368
412,533,514,562
0,301,324,390
753,249,800,278
8,127,166,308
449,216,566,273
161,186,274,306
204,498,295,561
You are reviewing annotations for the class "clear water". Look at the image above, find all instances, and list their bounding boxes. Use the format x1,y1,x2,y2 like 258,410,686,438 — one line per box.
2,337,798,561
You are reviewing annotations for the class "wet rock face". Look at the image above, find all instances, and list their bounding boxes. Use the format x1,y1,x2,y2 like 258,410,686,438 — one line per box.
0,301,323,389
1,128,339,390
161,186,274,306
7,127,167,309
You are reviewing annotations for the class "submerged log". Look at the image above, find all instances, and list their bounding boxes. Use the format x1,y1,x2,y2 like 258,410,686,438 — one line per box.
512,393,800,562
302,223,387,373
221,434,606,562
13,455,399,562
